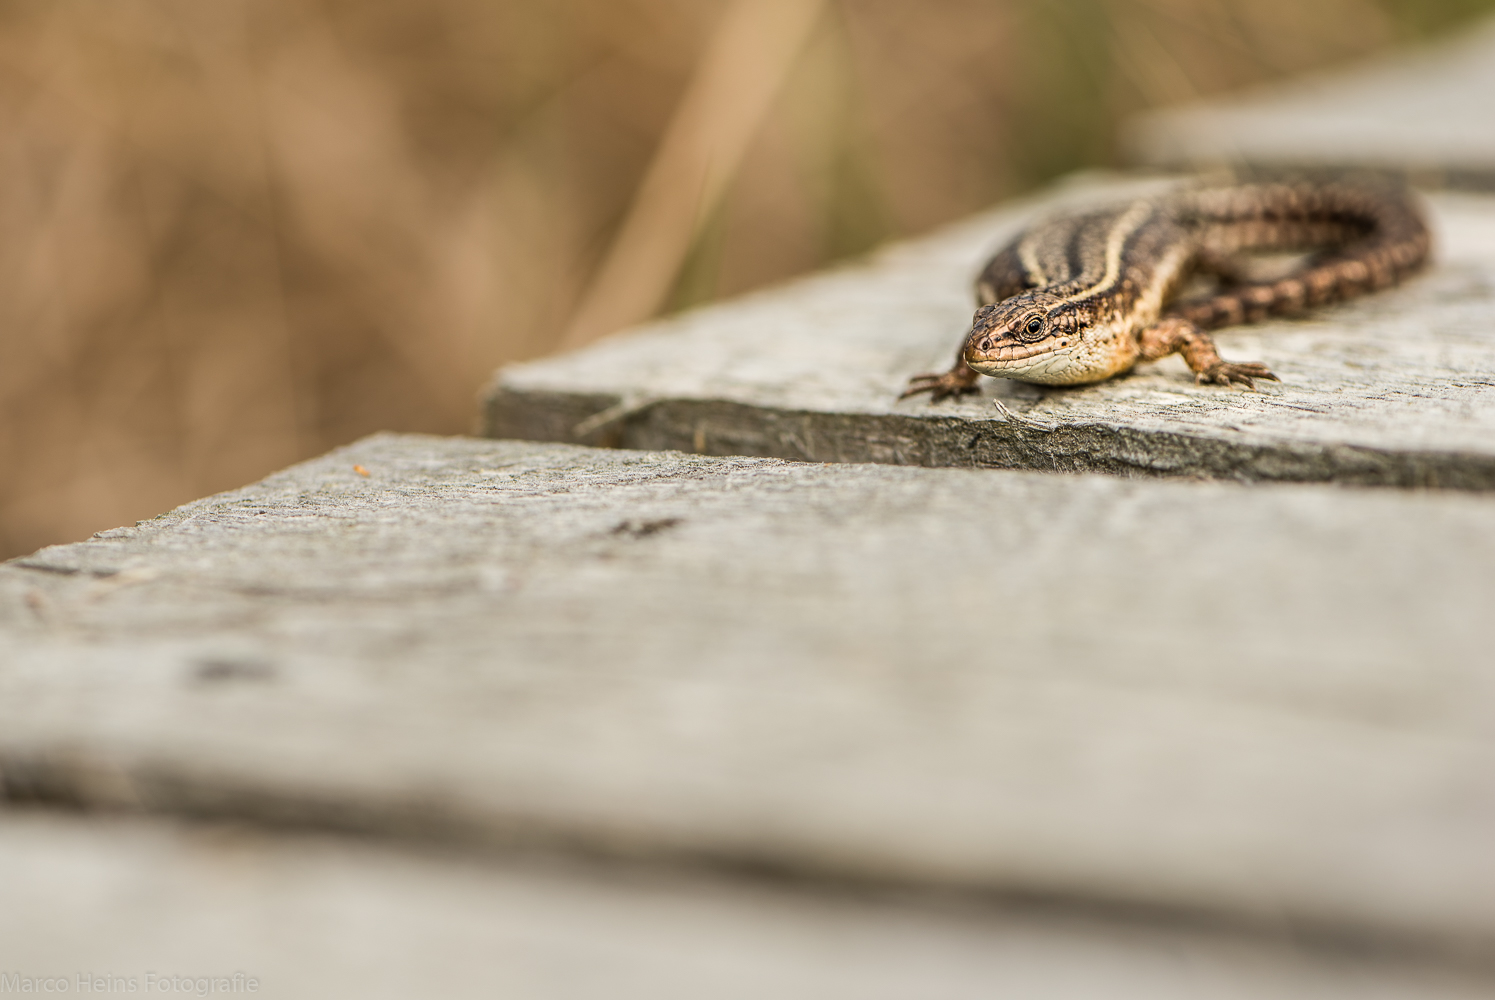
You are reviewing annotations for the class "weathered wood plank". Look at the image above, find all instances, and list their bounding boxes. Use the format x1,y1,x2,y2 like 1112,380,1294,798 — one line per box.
1126,18,1495,186
3,434,1493,963
5,811,1490,999
482,179,1495,489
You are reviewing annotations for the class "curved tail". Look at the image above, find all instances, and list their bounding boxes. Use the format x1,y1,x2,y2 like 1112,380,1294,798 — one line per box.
1168,180,1431,330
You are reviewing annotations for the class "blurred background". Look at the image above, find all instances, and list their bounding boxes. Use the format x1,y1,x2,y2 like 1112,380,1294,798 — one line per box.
2,0,1493,559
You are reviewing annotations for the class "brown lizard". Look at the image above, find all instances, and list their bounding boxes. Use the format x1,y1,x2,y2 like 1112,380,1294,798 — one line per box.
902,179,1431,401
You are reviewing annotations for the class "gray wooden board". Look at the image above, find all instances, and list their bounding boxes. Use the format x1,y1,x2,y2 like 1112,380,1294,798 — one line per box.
482,178,1495,489
4,811,1492,1000
1,434,1493,967
1125,18,1495,186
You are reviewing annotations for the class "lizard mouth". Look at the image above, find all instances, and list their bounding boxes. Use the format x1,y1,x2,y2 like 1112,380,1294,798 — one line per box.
965,341,1087,383
965,339,1065,369
964,327,1136,386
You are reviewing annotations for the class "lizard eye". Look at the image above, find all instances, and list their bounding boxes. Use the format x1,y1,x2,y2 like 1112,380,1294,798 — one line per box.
1024,317,1044,336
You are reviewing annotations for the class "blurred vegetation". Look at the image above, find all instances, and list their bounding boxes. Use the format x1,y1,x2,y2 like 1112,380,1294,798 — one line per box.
0,0,1492,557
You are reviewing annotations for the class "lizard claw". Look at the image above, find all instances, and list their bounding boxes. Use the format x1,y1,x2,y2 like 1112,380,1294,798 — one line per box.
901,371,980,403
1197,362,1280,390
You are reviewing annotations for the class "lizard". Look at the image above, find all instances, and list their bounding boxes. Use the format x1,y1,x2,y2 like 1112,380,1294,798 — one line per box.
901,178,1431,401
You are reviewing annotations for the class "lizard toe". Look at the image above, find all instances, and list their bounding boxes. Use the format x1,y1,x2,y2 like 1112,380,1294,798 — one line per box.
1201,361,1278,390
901,371,980,403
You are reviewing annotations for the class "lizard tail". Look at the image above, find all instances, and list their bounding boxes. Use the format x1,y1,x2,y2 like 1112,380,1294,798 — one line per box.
1168,180,1431,330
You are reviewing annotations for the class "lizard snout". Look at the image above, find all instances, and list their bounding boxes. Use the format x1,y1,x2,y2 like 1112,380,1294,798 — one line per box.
964,331,1003,364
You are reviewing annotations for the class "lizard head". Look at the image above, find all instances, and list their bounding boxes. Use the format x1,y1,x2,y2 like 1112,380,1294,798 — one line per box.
962,292,1137,386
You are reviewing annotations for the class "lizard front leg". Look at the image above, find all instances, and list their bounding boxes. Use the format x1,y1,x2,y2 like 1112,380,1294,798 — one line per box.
1139,316,1279,389
903,245,1034,402
900,355,981,401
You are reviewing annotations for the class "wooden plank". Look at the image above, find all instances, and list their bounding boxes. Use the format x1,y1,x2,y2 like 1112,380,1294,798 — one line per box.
3,434,1494,964
4,811,1490,999
1126,18,1495,187
482,179,1495,489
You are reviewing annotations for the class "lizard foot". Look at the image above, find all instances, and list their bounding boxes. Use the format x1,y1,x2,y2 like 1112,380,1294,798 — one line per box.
1197,362,1279,390
901,370,980,403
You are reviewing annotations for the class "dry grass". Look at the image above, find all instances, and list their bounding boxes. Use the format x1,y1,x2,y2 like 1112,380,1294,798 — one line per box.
0,0,1490,557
